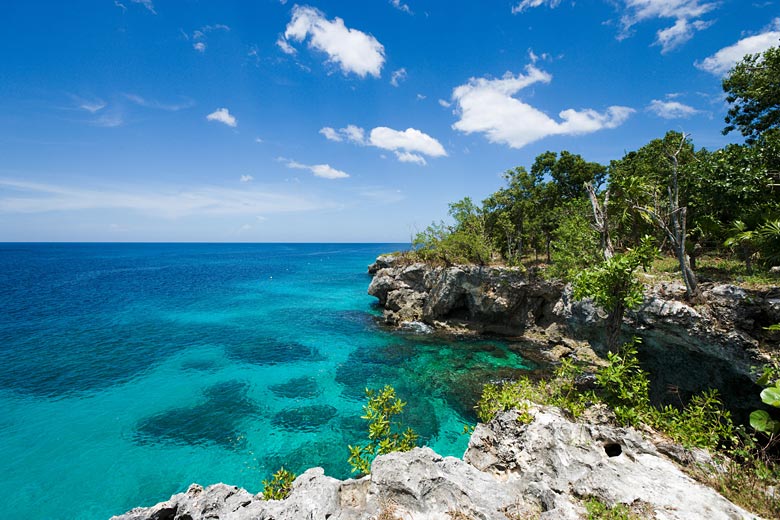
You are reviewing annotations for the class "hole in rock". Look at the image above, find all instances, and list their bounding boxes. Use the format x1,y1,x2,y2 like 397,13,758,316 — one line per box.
604,442,622,457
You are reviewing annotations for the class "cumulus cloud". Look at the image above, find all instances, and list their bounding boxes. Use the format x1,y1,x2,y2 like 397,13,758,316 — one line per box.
451,65,634,149
512,0,562,14
390,68,407,87
0,179,331,218
279,5,385,78
206,108,237,127
695,20,780,75
647,99,699,119
281,158,350,179
240,175,254,183
438,99,452,108
320,125,446,165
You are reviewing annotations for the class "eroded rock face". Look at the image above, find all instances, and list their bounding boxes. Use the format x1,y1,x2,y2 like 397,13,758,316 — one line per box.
113,406,759,520
368,263,563,335
557,282,780,415
368,258,779,416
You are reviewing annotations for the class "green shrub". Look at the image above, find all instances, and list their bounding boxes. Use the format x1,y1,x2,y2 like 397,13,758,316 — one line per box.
595,338,651,426
347,385,419,475
584,497,641,520
261,466,296,500
659,389,734,451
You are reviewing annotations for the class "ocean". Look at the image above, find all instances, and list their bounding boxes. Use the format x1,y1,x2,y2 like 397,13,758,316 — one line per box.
0,243,534,519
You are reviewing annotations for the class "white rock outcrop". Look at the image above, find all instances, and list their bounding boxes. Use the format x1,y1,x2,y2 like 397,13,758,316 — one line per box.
113,405,758,520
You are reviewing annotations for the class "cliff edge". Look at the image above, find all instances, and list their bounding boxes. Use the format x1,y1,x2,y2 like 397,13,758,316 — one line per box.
112,404,757,519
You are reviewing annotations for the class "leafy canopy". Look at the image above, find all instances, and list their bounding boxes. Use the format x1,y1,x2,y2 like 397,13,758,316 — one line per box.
723,45,780,142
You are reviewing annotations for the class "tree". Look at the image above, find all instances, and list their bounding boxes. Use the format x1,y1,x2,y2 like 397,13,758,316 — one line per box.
573,237,657,352
610,131,700,300
723,45,780,142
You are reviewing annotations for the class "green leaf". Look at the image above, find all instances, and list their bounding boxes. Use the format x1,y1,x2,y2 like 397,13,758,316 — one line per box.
760,386,780,407
750,410,778,434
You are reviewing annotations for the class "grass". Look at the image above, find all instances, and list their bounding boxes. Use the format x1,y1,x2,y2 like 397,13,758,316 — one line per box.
648,254,779,288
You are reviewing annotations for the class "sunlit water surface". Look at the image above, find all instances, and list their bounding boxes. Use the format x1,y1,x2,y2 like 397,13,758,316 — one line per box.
0,243,534,519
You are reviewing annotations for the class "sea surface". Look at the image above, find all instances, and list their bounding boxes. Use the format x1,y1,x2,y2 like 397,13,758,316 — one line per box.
0,243,534,519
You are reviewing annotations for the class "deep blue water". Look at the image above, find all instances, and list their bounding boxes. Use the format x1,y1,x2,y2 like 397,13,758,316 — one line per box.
0,243,533,519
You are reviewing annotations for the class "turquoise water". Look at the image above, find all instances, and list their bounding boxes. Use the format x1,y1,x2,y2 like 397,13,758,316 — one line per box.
0,243,534,519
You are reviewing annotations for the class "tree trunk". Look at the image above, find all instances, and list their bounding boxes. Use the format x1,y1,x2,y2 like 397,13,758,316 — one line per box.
586,182,614,260
606,305,624,353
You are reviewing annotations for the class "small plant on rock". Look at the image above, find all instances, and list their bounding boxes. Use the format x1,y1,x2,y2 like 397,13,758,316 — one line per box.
348,385,419,475
261,466,296,500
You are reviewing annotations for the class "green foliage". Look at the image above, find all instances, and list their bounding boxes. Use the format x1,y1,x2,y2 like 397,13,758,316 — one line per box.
723,45,780,142
750,364,780,436
659,390,734,451
348,385,419,475
595,338,651,426
475,358,597,423
261,467,296,500
725,219,780,270
584,497,641,520
572,237,656,315
548,200,602,280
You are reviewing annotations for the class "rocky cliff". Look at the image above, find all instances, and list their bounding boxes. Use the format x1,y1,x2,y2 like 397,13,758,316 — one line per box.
112,404,757,520
367,256,562,336
368,255,780,414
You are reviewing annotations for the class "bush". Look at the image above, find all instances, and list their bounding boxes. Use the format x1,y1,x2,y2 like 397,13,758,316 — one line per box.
347,385,419,475
261,467,296,500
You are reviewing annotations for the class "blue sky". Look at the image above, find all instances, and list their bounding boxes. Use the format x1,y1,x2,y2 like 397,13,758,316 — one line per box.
0,0,778,242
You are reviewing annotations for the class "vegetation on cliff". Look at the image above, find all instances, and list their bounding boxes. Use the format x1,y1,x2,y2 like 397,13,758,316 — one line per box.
406,46,780,295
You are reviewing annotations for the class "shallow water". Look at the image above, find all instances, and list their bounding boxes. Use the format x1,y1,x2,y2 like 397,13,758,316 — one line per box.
0,243,534,519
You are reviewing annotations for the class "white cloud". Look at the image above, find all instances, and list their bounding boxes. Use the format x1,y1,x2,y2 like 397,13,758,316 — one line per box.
395,151,427,165
188,24,230,53
0,179,331,218
369,127,447,163
451,65,634,149
438,99,452,108
276,37,297,55
206,108,237,127
390,68,407,87
416,94,426,101
281,158,350,179
390,0,412,14
320,124,445,165
130,0,156,14
512,0,562,14
619,0,717,52
319,127,342,141
647,99,699,119
280,5,385,78
240,175,254,183
124,94,194,111
114,1,127,13
655,18,713,53
320,125,366,144
255,137,264,144
76,98,106,113
695,21,780,75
